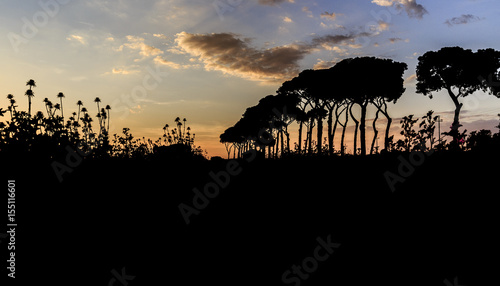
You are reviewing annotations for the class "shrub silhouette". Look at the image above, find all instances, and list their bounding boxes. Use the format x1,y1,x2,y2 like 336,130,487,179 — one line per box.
0,80,205,162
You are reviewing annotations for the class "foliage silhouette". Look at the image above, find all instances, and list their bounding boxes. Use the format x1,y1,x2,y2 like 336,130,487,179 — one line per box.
416,47,500,145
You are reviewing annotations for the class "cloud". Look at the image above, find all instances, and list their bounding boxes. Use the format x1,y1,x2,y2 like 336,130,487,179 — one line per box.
372,0,427,19
258,0,294,5
153,33,168,39
444,14,483,27
313,59,337,69
120,35,164,58
173,30,374,83
154,56,182,69
174,32,309,83
283,16,293,23
66,34,86,45
302,6,313,17
310,32,371,48
107,67,139,75
320,11,338,20
377,21,390,31
404,73,417,83
154,56,197,69
389,37,402,43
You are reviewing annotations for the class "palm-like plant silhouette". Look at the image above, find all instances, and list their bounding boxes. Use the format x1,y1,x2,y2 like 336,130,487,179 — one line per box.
105,105,111,132
57,92,65,120
94,97,102,133
76,100,83,125
6,94,14,118
94,97,101,112
25,79,36,117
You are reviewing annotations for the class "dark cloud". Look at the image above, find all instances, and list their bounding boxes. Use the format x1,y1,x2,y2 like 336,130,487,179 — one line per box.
400,0,427,19
372,0,427,19
174,31,373,83
175,32,308,83
310,32,371,48
444,14,483,27
258,0,292,6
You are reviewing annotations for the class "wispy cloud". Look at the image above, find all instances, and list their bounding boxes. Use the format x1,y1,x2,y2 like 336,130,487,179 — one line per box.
119,35,164,59
102,66,140,76
445,14,483,27
320,11,338,20
389,37,409,44
154,56,198,69
404,73,417,83
66,34,87,45
302,6,313,18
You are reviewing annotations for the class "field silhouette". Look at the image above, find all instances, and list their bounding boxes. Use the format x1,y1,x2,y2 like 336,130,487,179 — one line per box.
2,47,500,285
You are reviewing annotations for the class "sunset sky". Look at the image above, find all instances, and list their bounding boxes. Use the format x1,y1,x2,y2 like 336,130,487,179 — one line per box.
1,0,499,157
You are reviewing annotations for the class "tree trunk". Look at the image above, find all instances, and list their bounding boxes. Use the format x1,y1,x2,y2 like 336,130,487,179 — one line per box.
370,108,380,154
327,104,334,155
359,102,367,156
331,104,342,155
285,125,290,154
385,115,392,150
340,106,349,156
349,103,359,155
275,130,279,158
298,121,303,154
447,87,463,142
317,115,323,155
280,129,284,157
308,117,314,154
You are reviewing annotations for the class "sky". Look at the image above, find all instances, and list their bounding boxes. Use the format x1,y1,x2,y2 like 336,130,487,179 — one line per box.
1,0,499,157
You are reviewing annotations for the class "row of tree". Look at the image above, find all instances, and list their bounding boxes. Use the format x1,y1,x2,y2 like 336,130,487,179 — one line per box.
220,47,500,158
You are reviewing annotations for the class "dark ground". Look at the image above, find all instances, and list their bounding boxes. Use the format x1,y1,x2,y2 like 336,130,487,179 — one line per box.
1,150,499,286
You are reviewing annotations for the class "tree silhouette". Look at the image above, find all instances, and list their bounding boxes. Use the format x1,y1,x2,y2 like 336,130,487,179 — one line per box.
332,57,407,155
278,78,311,154
278,70,328,154
416,47,500,144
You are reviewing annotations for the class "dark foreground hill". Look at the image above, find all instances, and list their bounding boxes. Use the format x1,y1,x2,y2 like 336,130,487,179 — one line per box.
2,150,499,286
